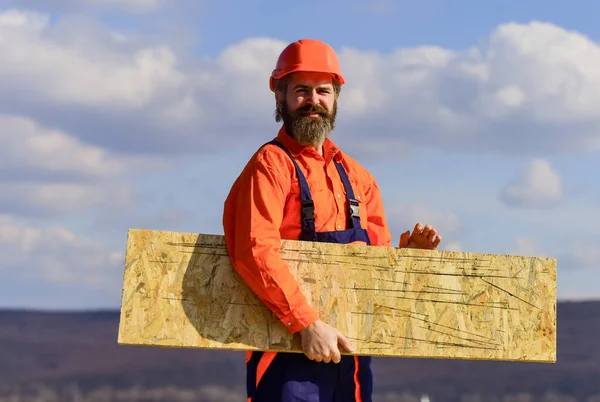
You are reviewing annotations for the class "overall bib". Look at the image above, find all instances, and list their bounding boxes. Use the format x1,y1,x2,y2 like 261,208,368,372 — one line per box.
246,139,373,402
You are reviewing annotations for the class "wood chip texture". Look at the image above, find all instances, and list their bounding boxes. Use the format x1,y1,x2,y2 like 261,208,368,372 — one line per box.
118,229,557,363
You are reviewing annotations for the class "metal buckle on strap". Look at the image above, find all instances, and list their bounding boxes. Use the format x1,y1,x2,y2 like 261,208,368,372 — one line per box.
301,199,315,221
349,199,360,219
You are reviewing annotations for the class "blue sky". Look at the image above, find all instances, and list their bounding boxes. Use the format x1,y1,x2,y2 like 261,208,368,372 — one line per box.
188,0,600,53
0,0,598,310
92,0,600,55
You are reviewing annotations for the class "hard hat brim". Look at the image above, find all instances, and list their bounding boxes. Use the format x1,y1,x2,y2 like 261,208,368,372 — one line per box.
269,70,345,92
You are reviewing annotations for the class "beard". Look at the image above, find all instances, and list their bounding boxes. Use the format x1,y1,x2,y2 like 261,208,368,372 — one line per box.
279,100,337,146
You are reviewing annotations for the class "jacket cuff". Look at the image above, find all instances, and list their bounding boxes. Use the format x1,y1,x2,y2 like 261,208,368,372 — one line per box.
279,305,319,334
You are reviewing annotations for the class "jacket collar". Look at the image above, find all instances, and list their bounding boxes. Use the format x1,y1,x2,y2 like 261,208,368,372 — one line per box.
275,126,343,163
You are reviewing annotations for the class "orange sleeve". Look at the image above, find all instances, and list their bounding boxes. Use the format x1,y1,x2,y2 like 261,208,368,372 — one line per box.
222,152,319,334
364,175,393,247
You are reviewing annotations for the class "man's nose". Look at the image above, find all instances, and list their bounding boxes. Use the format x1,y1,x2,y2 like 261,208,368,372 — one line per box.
305,90,319,105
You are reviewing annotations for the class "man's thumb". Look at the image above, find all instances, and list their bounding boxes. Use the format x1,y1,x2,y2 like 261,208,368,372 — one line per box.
399,230,410,248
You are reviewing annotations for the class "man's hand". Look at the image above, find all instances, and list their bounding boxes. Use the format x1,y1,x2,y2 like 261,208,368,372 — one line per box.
399,222,442,250
298,320,354,364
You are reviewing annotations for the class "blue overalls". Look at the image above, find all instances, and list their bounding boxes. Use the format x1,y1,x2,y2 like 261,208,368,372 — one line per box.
246,139,373,402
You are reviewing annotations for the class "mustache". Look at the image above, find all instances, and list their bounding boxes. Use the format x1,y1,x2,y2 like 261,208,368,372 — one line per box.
296,104,328,115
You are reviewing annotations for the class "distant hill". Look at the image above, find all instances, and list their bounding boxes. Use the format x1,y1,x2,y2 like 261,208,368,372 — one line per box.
0,300,599,402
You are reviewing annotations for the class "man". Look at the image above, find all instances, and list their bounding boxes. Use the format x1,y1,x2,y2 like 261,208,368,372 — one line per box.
222,39,442,402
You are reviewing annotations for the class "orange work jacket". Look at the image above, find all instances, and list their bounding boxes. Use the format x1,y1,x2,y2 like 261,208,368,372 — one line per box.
222,126,392,334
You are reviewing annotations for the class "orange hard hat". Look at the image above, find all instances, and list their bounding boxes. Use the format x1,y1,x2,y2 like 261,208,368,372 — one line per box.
269,39,345,92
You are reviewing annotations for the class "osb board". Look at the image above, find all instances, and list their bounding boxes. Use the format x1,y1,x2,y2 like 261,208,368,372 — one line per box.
118,229,557,363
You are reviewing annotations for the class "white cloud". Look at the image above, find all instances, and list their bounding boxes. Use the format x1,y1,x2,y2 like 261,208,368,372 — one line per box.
500,158,563,209
0,114,123,180
0,113,175,222
0,11,185,108
0,10,281,154
0,214,123,288
442,240,463,252
2,13,600,157
86,0,161,12
509,236,548,257
510,236,598,270
333,21,600,155
0,182,134,217
0,112,163,218
569,243,600,268
0,8,47,28
0,0,162,13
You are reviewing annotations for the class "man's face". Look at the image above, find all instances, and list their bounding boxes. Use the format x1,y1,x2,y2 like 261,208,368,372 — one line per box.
277,72,338,147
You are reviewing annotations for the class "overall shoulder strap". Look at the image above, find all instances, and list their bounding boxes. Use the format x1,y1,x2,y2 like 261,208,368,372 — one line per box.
334,161,362,228
262,139,316,236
